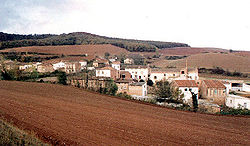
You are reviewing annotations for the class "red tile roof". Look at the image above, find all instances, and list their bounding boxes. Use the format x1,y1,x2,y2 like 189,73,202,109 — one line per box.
203,80,226,88
173,80,198,87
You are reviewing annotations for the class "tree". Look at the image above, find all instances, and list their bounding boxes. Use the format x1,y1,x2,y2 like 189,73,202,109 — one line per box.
154,80,172,99
57,71,67,85
147,79,154,86
191,92,198,112
104,52,110,59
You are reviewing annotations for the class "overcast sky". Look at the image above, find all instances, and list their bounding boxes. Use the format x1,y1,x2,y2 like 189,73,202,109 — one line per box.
1,0,250,51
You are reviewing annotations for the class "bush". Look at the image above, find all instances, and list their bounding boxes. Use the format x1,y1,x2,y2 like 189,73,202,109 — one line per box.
219,106,250,115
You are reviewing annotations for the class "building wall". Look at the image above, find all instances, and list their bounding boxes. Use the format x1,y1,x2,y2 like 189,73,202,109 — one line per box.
150,72,179,83
226,95,250,110
128,83,147,97
112,64,120,70
243,83,250,92
200,82,226,105
96,70,111,78
179,87,199,102
53,62,65,70
116,82,129,94
125,68,149,81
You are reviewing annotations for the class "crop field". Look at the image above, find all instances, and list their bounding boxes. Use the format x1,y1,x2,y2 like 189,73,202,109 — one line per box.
0,44,129,59
152,52,250,73
0,81,249,145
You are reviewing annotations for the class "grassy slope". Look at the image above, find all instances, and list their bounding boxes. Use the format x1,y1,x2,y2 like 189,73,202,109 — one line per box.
0,119,49,145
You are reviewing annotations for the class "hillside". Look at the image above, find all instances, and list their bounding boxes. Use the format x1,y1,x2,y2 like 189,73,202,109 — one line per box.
0,81,250,145
0,32,189,52
0,44,129,60
152,52,250,73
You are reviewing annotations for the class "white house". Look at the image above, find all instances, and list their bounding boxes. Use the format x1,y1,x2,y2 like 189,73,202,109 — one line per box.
222,81,231,95
79,60,87,70
226,94,250,110
149,69,180,83
52,61,66,70
171,80,199,103
124,58,134,64
96,66,119,79
125,66,149,81
243,83,250,92
111,61,120,70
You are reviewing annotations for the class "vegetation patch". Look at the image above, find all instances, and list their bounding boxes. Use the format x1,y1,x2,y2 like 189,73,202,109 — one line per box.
199,67,249,78
165,55,187,60
0,119,48,145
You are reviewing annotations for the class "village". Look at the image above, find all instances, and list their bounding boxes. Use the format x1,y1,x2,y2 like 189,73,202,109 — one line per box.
1,54,250,113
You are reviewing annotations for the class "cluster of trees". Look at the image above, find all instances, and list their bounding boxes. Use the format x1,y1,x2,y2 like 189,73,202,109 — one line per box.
0,32,55,41
199,67,249,78
153,80,184,103
0,32,190,52
165,55,187,60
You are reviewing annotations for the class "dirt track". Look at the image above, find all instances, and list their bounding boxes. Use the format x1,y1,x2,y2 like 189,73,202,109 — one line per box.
0,81,249,145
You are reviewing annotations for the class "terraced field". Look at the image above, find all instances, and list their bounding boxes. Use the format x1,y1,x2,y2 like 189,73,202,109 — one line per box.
0,81,249,145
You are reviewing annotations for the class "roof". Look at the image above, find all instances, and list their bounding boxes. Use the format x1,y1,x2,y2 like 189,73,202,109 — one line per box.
202,80,226,88
98,66,116,71
130,82,146,86
173,80,198,87
151,68,180,73
115,79,133,83
112,61,120,64
125,65,148,69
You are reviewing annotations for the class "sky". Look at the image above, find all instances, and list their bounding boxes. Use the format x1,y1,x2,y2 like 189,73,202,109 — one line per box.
0,0,250,51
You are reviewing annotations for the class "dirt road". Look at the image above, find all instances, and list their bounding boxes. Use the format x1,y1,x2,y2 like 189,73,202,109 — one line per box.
0,81,249,145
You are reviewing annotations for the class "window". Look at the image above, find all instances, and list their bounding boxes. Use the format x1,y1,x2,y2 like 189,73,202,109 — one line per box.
185,88,188,91
181,71,185,74
122,74,125,78
139,76,141,79
189,88,192,92
164,74,166,76
173,74,175,76
102,71,104,74
154,76,157,79
135,72,137,74
230,100,232,104
214,89,217,94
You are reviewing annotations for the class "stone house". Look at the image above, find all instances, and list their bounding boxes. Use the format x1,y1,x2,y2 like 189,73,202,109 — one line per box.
93,58,109,68
37,63,54,73
200,80,227,105
119,70,132,80
64,62,81,74
115,80,147,97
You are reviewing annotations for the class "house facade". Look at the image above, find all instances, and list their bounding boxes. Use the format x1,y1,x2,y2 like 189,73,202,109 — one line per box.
96,66,119,80
171,80,199,103
111,61,120,70
52,61,66,70
64,62,81,74
37,63,54,73
200,80,227,105
125,66,149,81
226,94,250,110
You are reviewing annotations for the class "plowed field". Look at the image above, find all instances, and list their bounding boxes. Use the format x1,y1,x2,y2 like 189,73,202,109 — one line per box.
0,81,249,145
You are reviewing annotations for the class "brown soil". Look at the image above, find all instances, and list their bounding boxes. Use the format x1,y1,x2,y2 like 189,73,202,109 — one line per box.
158,47,228,56
152,52,250,73
0,81,250,145
0,44,129,60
